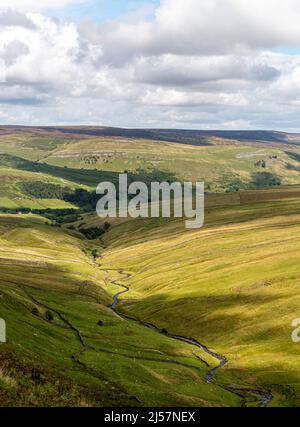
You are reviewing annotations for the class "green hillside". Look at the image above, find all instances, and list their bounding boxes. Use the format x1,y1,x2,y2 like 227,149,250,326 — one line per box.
0,127,300,407
0,214,243,407
1,127,300,201
99,195,300,407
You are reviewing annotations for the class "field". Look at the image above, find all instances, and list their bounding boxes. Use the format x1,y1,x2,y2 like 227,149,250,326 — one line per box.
0,126,300,407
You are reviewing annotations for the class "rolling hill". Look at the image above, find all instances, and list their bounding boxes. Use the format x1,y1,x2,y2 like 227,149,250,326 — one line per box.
0,127,300,407
1,126,300,206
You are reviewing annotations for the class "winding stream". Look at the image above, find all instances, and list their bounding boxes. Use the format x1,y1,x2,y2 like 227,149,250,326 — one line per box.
109,269,273,408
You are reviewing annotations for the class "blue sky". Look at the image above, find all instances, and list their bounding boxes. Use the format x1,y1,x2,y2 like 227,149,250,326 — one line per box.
49,0,160,23
274,46,300,55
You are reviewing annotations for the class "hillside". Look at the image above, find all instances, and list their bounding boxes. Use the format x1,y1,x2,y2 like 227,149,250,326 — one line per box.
1,127,300,208
0,127,300,407
1,126,300,146
1,191,300,406
99,193,300,407
0,214,241,407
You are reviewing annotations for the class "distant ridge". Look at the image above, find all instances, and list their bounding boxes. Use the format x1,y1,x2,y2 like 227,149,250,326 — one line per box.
0,125,299,146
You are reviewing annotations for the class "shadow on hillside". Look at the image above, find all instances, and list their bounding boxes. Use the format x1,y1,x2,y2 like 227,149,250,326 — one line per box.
101,196,300,251
285,151,300,163
122,291,289,348
0,153,178,188
285,151,300,172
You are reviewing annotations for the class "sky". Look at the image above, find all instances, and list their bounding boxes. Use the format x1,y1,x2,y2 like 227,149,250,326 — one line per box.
1,1,300,130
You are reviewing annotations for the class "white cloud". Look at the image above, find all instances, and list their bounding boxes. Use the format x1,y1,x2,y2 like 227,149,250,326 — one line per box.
0,1,300,129
94,0,300,64
142,87,249,107
0,1,87,12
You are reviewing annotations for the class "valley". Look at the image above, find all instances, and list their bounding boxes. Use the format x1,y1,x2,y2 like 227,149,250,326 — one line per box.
0,126,299,407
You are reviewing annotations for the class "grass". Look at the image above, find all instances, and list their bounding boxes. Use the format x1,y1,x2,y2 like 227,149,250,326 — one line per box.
43,139,300,192
0,214,241,407
1,129,300,196
0,197,76,210
1,128,300,406
0,166,82,210
98,194,300,407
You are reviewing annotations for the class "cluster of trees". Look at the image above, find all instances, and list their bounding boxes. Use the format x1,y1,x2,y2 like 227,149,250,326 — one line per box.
20,182,73,200
0,207,78,217
47,212,81,224
20,182,100,211
80,227,106,240
79,222,111,240
64,188,99,210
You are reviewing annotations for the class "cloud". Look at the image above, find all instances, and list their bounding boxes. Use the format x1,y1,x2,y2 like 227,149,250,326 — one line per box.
0,1,87,12
2,41,29,65
141,87,249,107
0,9,36,28
0,0,300,129
92,0,300,64
133,55,280,88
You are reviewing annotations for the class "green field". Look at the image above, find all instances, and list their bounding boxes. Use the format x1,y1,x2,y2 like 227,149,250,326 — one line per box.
0,127,300,407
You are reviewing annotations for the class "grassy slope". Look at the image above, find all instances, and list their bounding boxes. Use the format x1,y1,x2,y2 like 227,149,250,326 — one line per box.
1,129,300,406
43,138,300,192
1,129,300,197
99,194,300,407
0,162,82,210
0,214,240,407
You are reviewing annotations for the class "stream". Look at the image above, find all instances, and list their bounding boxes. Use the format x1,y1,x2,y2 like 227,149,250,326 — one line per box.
109,269,273,408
